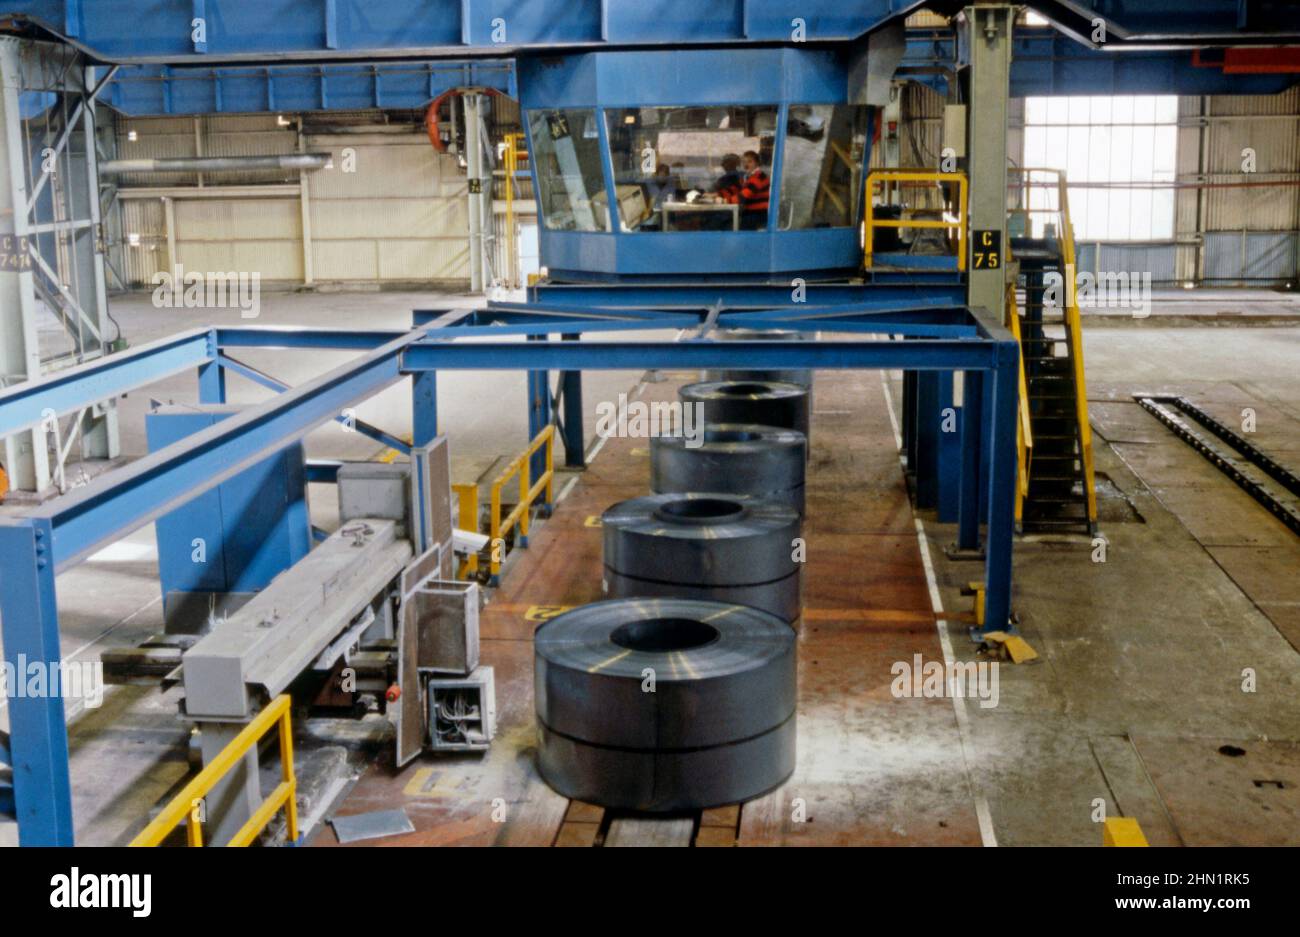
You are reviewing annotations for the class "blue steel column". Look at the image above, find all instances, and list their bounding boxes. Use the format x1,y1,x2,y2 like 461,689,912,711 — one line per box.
981,340,1020,633
0,518,74,845
526,334,552,518
957,369,984,550
936,371,960,522
198,329,226,404
914,371,940,508
559,333,584,468
412,371,438,447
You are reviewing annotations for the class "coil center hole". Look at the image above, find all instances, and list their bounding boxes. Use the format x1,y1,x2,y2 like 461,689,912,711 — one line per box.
611,618,721,652
657,498,744,521
719,383,769,396
705,429,760,443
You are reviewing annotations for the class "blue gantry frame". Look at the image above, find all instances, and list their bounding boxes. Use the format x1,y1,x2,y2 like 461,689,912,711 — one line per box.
0,292,1015,845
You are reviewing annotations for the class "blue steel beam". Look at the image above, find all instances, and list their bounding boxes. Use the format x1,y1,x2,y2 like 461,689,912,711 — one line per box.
0,329,213,438
5,1,1298,66
400,338,995,372
0,1,930,63
105,60,515,116
903,28,1299,95
529,283,970,309
216,353,410,453
31,329,424,572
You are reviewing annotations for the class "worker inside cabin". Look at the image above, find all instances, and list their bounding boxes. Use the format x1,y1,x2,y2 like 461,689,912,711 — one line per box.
701,150,769,230
645,163,679,209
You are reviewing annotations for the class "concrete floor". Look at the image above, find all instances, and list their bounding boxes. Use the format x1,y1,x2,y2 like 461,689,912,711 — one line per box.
3,288,1299,845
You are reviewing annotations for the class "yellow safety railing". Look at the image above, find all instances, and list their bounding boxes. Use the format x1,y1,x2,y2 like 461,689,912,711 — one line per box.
863,169,968,272
452,482,479,579
488,424,554,580
1009,168,1097,525
504,132,527,290
1005,283,1034,523
130,694,298,847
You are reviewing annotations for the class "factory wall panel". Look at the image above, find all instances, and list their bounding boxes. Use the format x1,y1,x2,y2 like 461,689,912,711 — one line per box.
1200,89,1300,233
113,114,473,287
1203,231,1299,283
304,133,469,282
1075,242,1180,284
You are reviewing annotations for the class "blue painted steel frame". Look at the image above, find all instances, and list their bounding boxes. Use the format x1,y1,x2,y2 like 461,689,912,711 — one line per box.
0,298,1017,845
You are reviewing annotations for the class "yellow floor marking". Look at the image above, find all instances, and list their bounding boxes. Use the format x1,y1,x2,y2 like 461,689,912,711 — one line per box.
525,605,574,622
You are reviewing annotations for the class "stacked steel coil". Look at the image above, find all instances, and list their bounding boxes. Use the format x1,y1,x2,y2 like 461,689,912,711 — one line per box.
601,491,802,622
534,598,797,812
680,379,811,440
650,422,807,514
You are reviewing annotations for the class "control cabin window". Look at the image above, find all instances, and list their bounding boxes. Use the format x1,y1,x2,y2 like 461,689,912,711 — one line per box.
779,104,870,229
528,109,611,232
605,106,778,232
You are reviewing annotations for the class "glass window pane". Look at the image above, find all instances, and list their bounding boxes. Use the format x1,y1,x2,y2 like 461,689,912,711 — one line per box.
604,105,778,231
1154,95,1179,123
1153,125,1177,177
1090,96,1112,124
1133,95,1156,124
1111,96,1134,123
780,104,870,229
1025,97,1048,124
528,109,611,232
1151,189,1175,238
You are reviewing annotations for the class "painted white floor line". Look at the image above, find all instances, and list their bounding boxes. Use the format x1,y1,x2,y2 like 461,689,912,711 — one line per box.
881,371,998,847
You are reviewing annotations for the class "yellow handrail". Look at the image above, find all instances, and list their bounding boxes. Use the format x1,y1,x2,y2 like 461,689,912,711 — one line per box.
488,424,554,579
863,169,968,272
451,482,479,578
1009,168,1097,526
1005,282,1034,523
131,694,298,847
504,132,527,290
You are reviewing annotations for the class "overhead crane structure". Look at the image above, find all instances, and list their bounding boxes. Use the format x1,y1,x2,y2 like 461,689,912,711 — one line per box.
1,1,1299,846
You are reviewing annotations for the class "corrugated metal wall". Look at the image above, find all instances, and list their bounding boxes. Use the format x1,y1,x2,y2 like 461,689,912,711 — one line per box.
1181,88,1300,283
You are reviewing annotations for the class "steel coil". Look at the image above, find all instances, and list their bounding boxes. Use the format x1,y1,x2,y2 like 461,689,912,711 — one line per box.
650,422,806,514
601,491,801,622
679,379,811,440
534,598,796,811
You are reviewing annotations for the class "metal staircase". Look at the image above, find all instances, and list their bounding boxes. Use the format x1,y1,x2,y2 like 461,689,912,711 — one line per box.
1008,170,1097,535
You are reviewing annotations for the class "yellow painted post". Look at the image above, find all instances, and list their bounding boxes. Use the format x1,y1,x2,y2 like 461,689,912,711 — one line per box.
279,706,299,843
544,427,554,507
1103,817,1149,846
519,451,531,542
489,479,503,579
186,814,203,847
452,483,480,577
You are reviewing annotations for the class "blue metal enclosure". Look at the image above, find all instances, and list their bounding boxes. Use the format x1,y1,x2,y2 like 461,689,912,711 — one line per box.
519,49,872,280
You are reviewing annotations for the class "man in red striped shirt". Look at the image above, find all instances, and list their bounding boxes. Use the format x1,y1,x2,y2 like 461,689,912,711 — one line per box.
730,150,769,230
